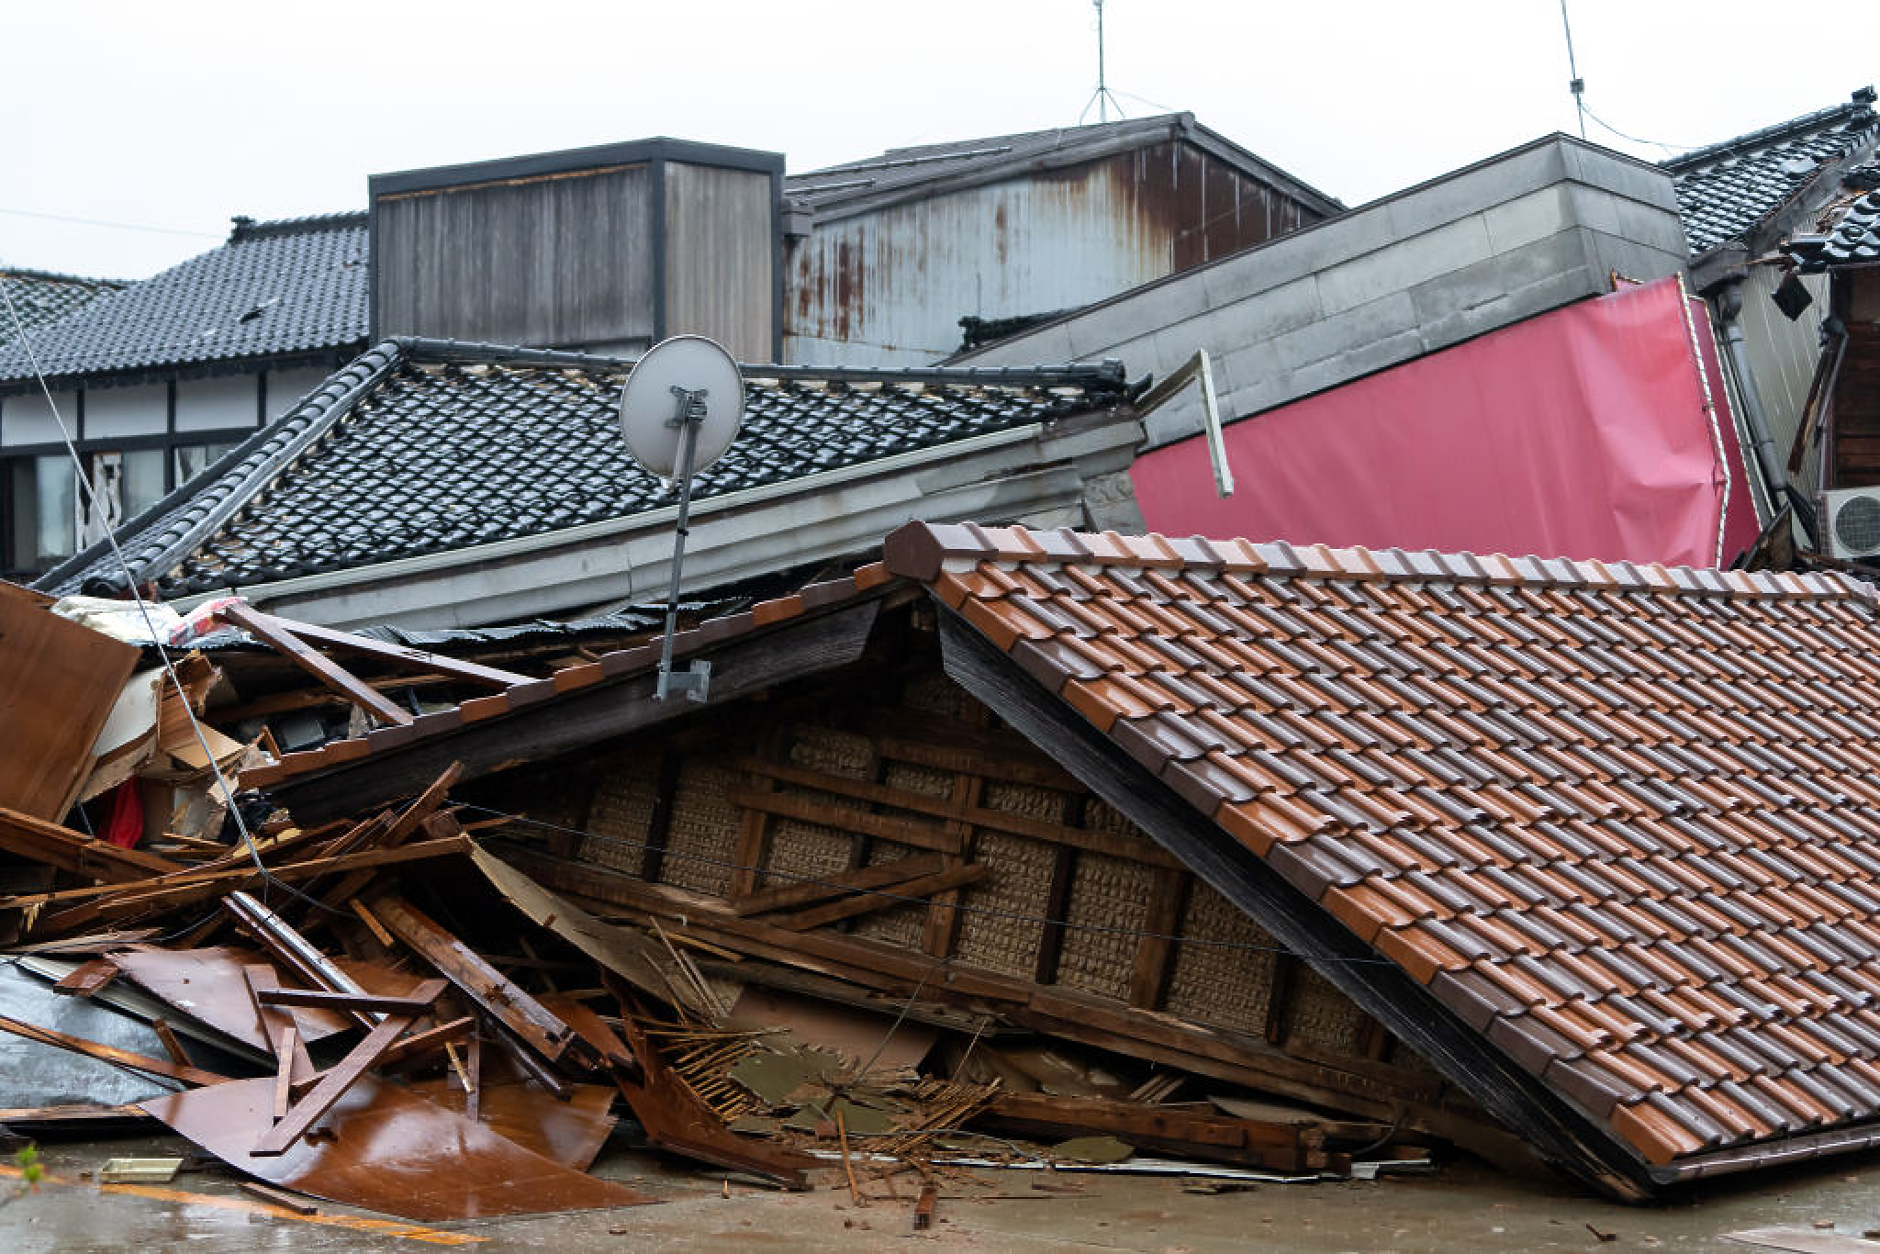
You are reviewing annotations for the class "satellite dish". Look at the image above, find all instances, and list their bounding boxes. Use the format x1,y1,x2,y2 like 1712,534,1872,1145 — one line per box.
616,335,746,704
618,334,745,479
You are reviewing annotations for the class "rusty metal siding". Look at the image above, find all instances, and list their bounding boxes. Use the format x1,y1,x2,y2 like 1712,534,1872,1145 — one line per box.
663,163,776,364
784,141,1324,365
373,165,658,352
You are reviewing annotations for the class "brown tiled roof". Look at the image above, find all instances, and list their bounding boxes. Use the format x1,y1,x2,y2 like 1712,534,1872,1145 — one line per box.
237,564,894,791
881,520,1880,1183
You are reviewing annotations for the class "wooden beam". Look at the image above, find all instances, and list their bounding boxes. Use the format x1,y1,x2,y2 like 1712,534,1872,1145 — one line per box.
0,1012,228,1088
772,863,988,932
240,609,530,690
730,853,947,917
216,601,414,727
734,757,1183,867
726,788,963,854
639,747,682,884
251,979,446,1156
1128,867,1190,1011
0,805,183,883
369,894,597,1071
268,600,883,825
1033,846,1076,985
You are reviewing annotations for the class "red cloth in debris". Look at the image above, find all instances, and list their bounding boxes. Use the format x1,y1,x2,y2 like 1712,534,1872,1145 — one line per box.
102,779,143,849
1128,276,1763,568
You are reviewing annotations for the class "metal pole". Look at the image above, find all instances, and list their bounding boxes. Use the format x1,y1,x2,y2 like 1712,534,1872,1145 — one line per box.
655,387,709,702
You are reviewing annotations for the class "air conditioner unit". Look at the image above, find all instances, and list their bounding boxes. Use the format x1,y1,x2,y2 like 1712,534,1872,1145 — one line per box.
1821,487,1880,560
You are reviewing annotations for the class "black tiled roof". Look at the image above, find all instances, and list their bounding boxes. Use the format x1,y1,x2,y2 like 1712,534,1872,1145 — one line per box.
1787,182,1880,269
38,339,1132,598
1665,89,1878,256
787,113,1342,220
0,268,125,345
0,213,368,386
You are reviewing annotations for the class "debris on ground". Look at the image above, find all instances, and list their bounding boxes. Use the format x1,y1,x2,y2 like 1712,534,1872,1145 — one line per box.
0,581,1443,1229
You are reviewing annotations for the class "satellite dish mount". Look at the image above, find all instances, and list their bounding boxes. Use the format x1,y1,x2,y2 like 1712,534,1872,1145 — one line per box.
618,335,747,703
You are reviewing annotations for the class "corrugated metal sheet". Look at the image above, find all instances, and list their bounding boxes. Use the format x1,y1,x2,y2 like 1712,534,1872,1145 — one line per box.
1737,263,1827,491
784,141,1321,366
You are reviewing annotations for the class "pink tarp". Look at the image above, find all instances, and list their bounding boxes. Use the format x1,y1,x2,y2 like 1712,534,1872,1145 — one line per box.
1129,276,1762,568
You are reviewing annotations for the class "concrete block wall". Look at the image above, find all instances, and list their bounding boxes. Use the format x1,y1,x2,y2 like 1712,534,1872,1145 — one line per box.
954,136,1690,448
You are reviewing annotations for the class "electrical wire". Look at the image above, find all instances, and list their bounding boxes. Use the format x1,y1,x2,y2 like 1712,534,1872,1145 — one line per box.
0,205,221,240
0,274,342,919
458,804,1397,966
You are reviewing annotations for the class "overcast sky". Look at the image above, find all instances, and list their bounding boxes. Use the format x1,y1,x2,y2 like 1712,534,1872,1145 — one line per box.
5,1,1876,280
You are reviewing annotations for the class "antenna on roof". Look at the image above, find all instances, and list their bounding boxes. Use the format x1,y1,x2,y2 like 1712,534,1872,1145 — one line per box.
1559,0,1587,140
618,335,746,703
1079,0,1125,125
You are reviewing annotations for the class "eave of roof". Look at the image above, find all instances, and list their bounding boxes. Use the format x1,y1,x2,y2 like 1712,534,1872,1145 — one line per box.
786,112,1343,225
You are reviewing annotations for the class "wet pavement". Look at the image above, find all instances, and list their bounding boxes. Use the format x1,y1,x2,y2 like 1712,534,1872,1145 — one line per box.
6,1132,1880,1252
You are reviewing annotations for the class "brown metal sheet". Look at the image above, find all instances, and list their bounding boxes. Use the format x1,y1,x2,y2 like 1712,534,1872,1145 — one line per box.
111,948,349,1051
402,1077,618,1171
142,1075,653,1221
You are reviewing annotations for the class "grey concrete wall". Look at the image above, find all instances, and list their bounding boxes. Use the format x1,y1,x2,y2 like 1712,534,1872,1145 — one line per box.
954,136,1691,448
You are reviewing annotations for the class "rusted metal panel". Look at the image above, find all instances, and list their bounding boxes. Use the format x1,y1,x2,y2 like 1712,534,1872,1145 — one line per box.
374,165,658,351
664,162,776,362
784,140,1324,366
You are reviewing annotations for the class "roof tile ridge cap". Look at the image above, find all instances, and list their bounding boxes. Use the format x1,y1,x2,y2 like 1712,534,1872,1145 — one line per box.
30,341,406,592
128,342,409,582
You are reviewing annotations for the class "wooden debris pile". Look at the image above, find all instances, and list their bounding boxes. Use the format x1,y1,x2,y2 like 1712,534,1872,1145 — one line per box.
0,578,1439,1233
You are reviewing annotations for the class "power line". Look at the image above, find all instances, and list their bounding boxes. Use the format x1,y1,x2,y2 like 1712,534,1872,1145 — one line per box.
0,205,222,240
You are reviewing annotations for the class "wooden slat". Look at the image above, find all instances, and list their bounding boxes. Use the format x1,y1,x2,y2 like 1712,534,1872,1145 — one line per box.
772,863,987,932
0,1012,228,1088
246,610,530,689
730,853,948,916
251,979,446,1156
734,757,1182,867
1128,867,1190,1010
725,788,963,854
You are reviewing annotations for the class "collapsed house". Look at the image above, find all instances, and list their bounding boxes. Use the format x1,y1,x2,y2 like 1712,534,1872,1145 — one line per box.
78,518,1866,1203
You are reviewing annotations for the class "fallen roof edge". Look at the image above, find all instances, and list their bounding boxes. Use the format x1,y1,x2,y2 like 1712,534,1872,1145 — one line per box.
926,604,1656,1199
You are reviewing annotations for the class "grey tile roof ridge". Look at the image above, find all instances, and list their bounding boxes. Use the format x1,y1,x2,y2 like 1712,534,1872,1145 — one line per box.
394,334,1133,390
32,340,408,593
38,340,1141,597
0,213,369,385
879,520,1865,604
227,211,367,242
1663,90,1876,174
0,265,128,287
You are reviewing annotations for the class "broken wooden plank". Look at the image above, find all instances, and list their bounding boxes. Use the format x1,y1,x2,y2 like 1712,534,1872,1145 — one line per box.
561,983,817,1189
772,863,988,932
374,1016,476,1069
256,987,445,1015
215,602,414,727
730,852,948,917
252,977,446,1156
982,1091,1318,1171
52,957,120,997
0,805,183,882
369,894,598,1072
223,892,380,1031
246,609,531,690
0,1012,228,1088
